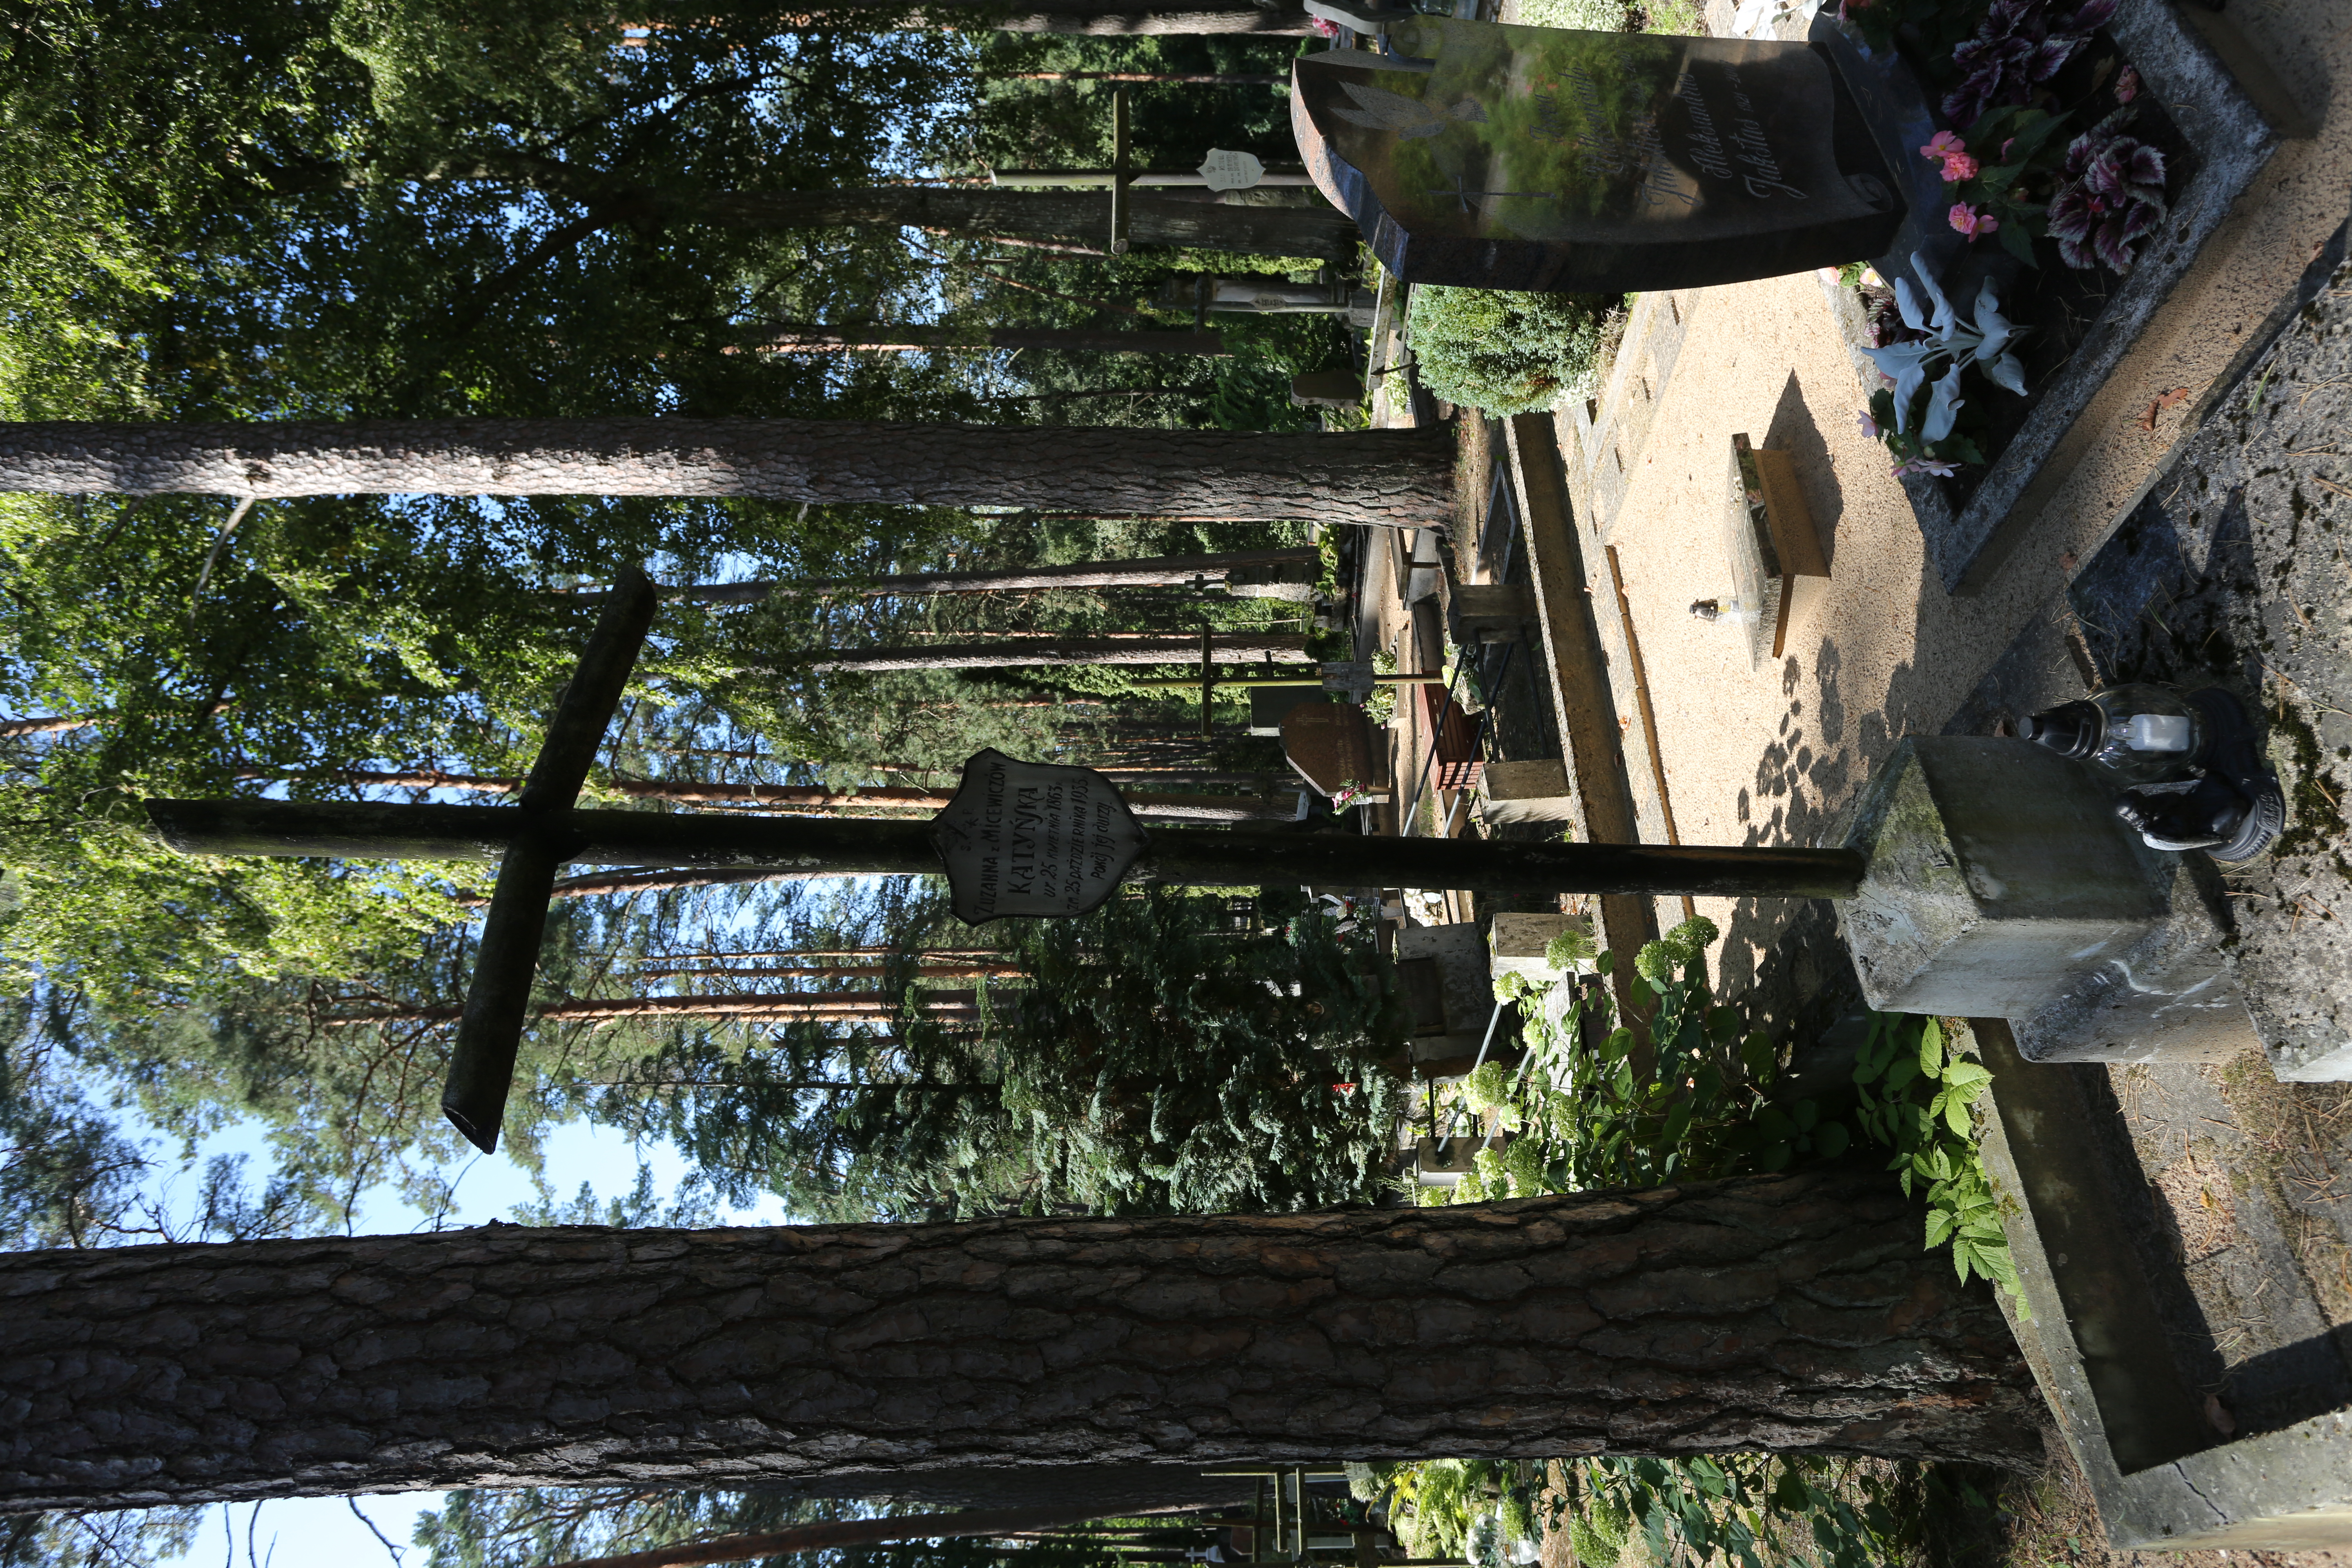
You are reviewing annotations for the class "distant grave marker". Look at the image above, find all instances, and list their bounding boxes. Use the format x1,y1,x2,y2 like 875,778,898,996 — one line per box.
1281,699,1393,800
931,748,1148,924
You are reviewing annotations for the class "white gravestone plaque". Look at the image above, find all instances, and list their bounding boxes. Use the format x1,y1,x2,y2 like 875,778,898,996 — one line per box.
930,748,1151,924
1197,148,1267,192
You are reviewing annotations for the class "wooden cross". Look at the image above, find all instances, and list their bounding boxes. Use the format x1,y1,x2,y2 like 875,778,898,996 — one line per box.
435,563,659,1150
143,568,1871,1154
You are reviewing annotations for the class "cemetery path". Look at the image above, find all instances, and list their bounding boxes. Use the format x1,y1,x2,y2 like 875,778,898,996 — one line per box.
1541,270,2096,1042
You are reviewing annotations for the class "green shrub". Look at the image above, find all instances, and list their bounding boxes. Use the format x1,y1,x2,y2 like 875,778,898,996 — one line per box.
1404,285,1618,416
1566,1492,1630,1568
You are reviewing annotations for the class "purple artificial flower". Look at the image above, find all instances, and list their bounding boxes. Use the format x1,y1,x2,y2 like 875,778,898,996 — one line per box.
1942,0,2119,129
2048,109,2169,271
1891,455,1960,479
1857,409,1880,439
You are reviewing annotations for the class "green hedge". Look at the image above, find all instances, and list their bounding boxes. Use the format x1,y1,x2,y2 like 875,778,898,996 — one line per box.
1403,284,1619,416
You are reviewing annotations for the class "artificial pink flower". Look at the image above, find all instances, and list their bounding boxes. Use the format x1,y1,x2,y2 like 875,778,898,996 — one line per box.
2115,65,2140,102
1949,202,2001,238
1921,131,1968,163
1309,13,1339,34
1941,151,1981,181
1892,455,1959,479
1856,410,1880,439
2000,137,2016,160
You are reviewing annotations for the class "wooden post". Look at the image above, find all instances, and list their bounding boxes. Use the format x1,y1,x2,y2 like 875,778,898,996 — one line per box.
1109,87,1132,255
148,797,1869,902
438,566,660,1150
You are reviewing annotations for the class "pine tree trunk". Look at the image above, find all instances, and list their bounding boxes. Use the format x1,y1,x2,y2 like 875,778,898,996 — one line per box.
0,1170,2040,1512
320,990,982,1026
0,421,1446,529
0,714,87,738
695,188,1351,260
655,547,1320,601
746,325,1228,356
796,633,1308,672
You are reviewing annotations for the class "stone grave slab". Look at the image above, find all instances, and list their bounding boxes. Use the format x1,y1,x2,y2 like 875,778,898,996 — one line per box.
1397,921,1493,1064
1490,910,1592,981
1970,1018,2352,1550
1479,759,1578,826
1447,581,1536,646
1292,19,1904,293
1723,432,1830,668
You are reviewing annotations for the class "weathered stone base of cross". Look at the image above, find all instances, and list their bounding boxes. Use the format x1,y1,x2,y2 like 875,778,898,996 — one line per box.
1834,736,2301,1077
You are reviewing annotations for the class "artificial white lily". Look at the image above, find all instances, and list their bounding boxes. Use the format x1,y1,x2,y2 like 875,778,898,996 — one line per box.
1863,251,2032,439
1894,276,1929,333
1922,365,1967,443
1862,341,1939,432
1970,281,2029,393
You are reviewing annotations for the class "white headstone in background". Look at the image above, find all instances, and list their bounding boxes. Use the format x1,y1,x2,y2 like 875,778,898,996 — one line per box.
1197,148,1266,192
930,748,1148,924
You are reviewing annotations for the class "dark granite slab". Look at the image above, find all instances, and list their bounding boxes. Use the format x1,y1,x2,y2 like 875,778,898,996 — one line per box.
1292,20,1905,293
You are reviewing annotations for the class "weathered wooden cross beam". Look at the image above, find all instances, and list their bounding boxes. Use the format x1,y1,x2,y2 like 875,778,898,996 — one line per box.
419,564,654,1150
143,565,1865,1153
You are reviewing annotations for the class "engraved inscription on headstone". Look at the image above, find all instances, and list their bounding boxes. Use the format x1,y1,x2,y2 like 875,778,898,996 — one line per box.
930,748,1150,924
1197,148,1267,192
1291,19,1904,293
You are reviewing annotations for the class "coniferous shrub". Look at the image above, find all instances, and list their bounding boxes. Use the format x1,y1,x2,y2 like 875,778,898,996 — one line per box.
1404,285,1621,416
982,884,1412,1216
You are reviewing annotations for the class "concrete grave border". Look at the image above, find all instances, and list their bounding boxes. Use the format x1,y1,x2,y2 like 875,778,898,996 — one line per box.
1970,1020,2352,1550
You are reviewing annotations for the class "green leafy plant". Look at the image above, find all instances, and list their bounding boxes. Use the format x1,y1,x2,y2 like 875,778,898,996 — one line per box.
1559,1453,1991,1568
1851,1013,2016,1298
1403,286,1619,417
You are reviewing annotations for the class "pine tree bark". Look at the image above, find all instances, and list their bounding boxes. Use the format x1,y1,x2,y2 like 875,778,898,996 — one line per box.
0,1170,2039,1512
795,633,1308,672
651,547,1320,601
746,325,1228,356
0,422,1447,529
320,990,982,1026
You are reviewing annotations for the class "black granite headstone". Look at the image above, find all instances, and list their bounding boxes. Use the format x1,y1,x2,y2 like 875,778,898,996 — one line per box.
1292,20,1904,294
